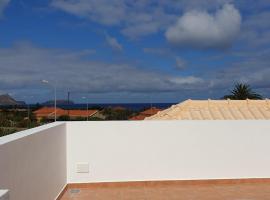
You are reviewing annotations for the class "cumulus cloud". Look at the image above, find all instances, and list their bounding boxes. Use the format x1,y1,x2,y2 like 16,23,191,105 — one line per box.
51,0,126,25
50,0,270,42
0,42,203,96
51,0,176,38
0,0,10,17
165,4,241,49
105,34,123,51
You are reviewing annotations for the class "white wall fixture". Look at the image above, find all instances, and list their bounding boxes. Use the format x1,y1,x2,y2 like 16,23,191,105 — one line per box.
76,163,89,173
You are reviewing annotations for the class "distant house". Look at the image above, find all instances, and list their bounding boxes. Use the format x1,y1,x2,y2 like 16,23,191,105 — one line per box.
34,107,66,121
145,99,270,120
129,107,162,120
129,114,147,120
111,106,126,111
34,107,98,121
67,110,99,119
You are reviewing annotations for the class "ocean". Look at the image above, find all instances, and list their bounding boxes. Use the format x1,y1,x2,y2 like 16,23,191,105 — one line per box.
58,103,176,111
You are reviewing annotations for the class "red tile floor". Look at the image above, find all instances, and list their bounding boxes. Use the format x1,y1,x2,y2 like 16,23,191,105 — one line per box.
59,179,270,200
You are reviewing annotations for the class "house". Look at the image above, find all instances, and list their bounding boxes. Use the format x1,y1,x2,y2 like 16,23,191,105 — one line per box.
129,114,147,120
129,107,162,120
34,107,98,121
111,106,126,111
146,99,270,120
67,110,98,120
33,107,66,121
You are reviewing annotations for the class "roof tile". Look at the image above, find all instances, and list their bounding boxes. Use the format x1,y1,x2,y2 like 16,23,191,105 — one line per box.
146,99,270,120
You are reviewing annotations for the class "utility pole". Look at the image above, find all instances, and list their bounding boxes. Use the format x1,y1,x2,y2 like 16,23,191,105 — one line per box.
67,91,70,116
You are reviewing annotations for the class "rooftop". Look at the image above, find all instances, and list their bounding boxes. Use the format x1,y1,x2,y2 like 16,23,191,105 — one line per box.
59,179,270,200
34,107,98,118
146,99,270,120
1,120,270,200
129,107,162,120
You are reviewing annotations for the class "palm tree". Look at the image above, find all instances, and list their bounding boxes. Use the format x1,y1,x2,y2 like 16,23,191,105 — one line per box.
223,83,263,100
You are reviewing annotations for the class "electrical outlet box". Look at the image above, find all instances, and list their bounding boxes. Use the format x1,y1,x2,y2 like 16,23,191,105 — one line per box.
76,162,89,173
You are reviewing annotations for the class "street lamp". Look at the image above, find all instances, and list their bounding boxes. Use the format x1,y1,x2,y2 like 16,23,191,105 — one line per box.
82,96,89,121
42,80,57,122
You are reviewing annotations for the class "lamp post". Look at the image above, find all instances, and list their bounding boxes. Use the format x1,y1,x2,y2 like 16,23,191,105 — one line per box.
42,80,57,122
82,96,89,121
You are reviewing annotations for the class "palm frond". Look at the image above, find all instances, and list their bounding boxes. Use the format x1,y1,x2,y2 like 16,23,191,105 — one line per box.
222,83,263,100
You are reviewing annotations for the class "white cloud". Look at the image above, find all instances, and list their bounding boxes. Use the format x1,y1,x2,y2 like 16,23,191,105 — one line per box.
0,0,10,17
50,0,270,43
0,42,203,95
51,0,176,38
178,0,233,10
51,0,126,25
165,4,241,49
170,76,203,85
105,34,123,51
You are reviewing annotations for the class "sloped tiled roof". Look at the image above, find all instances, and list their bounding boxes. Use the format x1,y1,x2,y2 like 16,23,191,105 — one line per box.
129,114,148,120
129,107,163,120
68,110,98,117
145,99,270,120
34,107,66,117
34,107,98,118
140,107,163,115
112,106,126,111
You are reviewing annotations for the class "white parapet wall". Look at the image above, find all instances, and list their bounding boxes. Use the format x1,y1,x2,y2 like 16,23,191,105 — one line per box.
66,121,270,183
0,122,66,200
0,190,9,200
1,120,270,199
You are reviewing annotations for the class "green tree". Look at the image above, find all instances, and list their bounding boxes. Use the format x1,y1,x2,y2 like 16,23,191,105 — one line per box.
58,115,70,121
102,108,134,120
223,83,263,100
40,117,50,124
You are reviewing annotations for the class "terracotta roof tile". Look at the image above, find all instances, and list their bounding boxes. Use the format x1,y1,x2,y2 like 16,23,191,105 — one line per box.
34,107,66,117
129,107,163,120
68,110,98,117
140,107,162,115
129,114,148,120
34,107,98,118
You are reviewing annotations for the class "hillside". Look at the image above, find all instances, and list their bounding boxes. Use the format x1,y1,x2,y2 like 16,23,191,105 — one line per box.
0,94,24,106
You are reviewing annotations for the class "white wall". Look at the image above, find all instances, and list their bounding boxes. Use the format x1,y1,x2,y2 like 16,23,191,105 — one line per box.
0,190,9,200
66,121,270,183
2,120,270,198
0,123,66,200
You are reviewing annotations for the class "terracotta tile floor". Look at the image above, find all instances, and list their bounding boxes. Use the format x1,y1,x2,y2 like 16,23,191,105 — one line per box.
60,179,270,200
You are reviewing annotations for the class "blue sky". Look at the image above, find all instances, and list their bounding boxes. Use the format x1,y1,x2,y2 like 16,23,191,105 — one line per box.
0,0,270,103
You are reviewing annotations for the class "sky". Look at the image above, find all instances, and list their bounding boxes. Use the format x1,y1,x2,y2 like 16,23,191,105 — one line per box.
0,0,270,103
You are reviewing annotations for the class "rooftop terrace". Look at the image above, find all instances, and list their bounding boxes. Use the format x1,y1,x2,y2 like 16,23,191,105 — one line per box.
1,120,270,200
59,179,270,200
